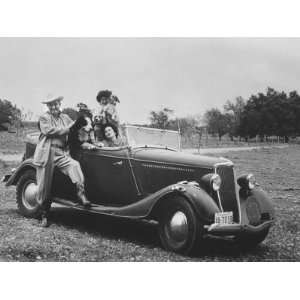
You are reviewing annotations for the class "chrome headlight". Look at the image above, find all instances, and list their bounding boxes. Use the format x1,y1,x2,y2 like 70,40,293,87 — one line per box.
247,174,256,189
211,174,221,191
201,173,222,191
237,173,257,190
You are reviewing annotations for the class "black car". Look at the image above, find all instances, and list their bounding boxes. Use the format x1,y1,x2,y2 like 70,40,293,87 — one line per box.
3,125,275,255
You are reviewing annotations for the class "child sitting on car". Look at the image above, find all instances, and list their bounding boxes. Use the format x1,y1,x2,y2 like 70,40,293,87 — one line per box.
94,90,121,141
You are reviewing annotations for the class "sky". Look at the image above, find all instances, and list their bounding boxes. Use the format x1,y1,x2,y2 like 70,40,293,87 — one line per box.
1,38,300,124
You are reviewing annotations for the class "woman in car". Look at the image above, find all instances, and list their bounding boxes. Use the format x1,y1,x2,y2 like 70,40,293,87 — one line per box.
101,123,127,147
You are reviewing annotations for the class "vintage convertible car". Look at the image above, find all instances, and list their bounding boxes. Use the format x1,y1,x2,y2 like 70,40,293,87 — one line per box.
3,125,275,255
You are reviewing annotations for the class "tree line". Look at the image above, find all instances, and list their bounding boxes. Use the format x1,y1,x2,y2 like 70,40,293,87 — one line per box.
0,98,21,130
1,87,300,142
148,87,300,142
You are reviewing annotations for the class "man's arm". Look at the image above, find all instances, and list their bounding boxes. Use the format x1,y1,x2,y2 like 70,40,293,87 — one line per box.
39,115,73,137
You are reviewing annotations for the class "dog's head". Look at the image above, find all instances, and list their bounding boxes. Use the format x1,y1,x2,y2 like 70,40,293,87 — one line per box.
82,116,93,132
71,115,93,132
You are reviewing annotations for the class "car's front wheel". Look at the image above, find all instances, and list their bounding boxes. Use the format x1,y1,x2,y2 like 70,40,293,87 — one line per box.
158,196,203,255
16,169,46,218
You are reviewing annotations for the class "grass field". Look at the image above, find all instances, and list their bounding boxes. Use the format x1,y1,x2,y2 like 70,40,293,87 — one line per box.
0,132,299,261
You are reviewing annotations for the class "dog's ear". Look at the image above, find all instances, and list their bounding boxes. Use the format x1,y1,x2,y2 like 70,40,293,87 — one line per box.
70,115,87,131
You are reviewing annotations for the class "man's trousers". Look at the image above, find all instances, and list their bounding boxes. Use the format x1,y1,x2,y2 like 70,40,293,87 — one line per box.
36,148,85,213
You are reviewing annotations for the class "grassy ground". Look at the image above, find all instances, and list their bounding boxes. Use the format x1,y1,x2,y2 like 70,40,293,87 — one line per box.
0,130,32,154
0,133,299,261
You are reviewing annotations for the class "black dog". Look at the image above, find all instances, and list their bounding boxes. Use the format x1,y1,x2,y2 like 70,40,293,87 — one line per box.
68,115,95,159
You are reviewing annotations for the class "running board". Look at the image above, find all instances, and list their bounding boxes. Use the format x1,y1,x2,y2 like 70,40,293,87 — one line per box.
52,197,142,219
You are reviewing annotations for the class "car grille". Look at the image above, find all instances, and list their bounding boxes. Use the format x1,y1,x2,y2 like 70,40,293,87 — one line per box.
216,165,239,222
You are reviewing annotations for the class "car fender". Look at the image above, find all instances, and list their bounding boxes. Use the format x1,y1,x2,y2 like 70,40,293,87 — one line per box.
239,187,275,224
5,158,36,187
111,182,220,223
168,183,221,223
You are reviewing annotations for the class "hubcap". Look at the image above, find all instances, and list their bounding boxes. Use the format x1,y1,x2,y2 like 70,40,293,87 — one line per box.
166,211,189,244
22,182,38,210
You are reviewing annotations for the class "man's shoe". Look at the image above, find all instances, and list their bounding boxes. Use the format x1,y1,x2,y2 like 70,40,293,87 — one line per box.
41,216,49,228
82,199,91,208
76,183,91,207
80,195,91,207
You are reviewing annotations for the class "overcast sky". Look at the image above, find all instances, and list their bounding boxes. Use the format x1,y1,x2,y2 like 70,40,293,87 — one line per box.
1,38,300,123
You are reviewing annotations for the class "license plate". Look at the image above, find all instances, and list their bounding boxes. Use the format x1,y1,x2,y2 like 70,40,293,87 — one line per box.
214,211,233,225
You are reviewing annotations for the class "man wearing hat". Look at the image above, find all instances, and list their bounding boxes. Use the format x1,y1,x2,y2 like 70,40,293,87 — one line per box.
33,95,91,227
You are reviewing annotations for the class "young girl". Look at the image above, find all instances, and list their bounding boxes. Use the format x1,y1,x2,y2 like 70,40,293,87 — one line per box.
94,90,121,140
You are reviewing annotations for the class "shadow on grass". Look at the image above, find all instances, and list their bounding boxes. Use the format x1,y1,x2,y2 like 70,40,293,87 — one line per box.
49,206,160,248
48,206,270,260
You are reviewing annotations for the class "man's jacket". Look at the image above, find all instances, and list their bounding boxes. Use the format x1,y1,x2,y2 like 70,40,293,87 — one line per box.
33,112,73,167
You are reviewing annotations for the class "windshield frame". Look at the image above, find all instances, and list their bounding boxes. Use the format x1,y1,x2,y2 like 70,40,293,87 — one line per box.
122,125,181,151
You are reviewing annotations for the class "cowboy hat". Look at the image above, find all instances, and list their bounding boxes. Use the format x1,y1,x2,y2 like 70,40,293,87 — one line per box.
42,95,64,104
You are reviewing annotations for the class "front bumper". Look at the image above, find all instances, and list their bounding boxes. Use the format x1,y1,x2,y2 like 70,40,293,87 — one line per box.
204,220,273,236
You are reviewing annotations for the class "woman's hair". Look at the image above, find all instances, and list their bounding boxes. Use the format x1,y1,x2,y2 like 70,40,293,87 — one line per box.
101,123,119,139
96,90,112,103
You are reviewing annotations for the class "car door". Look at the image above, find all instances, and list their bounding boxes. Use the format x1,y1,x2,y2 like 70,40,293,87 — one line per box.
79,148,140,206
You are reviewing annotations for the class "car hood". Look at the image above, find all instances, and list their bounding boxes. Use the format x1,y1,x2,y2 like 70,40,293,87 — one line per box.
131,147,232,169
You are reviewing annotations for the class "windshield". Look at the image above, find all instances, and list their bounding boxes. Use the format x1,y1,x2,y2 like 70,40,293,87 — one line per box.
25,125,181,151
121,125,181,150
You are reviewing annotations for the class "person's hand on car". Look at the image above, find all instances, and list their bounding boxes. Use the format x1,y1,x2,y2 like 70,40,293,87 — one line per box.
95,142,104,148
88,145,97,150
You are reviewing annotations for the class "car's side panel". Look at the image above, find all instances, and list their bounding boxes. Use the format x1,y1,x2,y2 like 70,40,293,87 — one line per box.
89,183,221,223
132,158,213,195
80,148,140,205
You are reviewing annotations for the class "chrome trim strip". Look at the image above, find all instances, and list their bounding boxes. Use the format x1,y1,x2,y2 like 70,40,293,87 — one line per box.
132,158,213,170
127,148,142,196
130,144,178,152
205,220,273,234
178,131,182,152
233,168,242,224
125,125,179,134
214,161,234,167
141,163,194,172
216,190,224,212
214,168,224,212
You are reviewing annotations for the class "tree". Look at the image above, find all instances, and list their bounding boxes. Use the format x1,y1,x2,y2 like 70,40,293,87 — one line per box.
168,116,197,135
204,108,229,141
0,98,21,130
239,87,293,141
224,96,246,139
62,107,79,120
289,90,300,136
149,107,174,129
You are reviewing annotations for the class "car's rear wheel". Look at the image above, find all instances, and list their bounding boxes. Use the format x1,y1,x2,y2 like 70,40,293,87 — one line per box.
158,196,203,255
235,228,270,250
16,169,47,218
